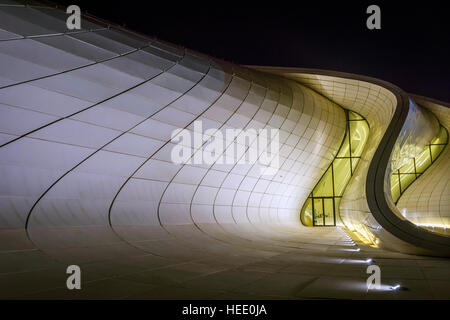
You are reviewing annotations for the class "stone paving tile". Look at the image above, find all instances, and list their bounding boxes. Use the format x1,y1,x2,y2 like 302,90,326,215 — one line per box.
20,278,158,300
125,284,225,300
228,273,318,297
422,267,450,280
426,280,450,299
294,276,369,299
0,266,67,299
179,270,270,291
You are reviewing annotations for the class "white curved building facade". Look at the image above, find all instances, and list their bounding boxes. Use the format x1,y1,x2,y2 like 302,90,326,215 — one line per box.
0,1,449,299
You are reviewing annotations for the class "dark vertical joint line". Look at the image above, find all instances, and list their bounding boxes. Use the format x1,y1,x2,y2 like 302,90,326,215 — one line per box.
330,163,336,225
322,198,325,226
429,144,434,163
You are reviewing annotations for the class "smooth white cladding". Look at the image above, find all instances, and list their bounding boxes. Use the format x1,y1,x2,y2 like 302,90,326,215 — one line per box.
396,101,450,234
169,120,280,176
0,4,345,258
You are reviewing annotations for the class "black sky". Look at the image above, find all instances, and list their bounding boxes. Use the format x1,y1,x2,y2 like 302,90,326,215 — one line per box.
54,0,449,102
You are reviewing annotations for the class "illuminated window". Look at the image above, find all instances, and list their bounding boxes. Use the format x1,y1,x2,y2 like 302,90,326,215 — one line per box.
391,125,448,203
301,111,369,226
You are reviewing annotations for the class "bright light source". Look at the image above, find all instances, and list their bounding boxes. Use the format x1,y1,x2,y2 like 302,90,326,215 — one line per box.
337,247,360,252
391,284,401,290
366,258,372,264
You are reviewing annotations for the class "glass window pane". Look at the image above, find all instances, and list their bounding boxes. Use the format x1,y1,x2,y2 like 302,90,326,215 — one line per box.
301,110,370,228
415,149,432,173
399,173,416,193
313,167,333,197
313,199,324,226
301,198,313,226
350,121,369,157
430,145,445,162
399,159,416,174
391,174,401,203
324,198,335,226
334,198,342,225
337,132,350,157
333,158,351,196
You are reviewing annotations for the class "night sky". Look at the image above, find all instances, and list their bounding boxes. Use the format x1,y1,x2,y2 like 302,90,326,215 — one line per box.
54,0,449,102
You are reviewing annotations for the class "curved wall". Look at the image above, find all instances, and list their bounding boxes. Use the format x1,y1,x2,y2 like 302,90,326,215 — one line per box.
251,67,450,256
0,2,449,264
396,96,450,236
0,4,349,263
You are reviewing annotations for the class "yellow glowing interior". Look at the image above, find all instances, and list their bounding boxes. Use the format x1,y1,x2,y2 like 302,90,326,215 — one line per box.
300,110,369,227
391,125,448,204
